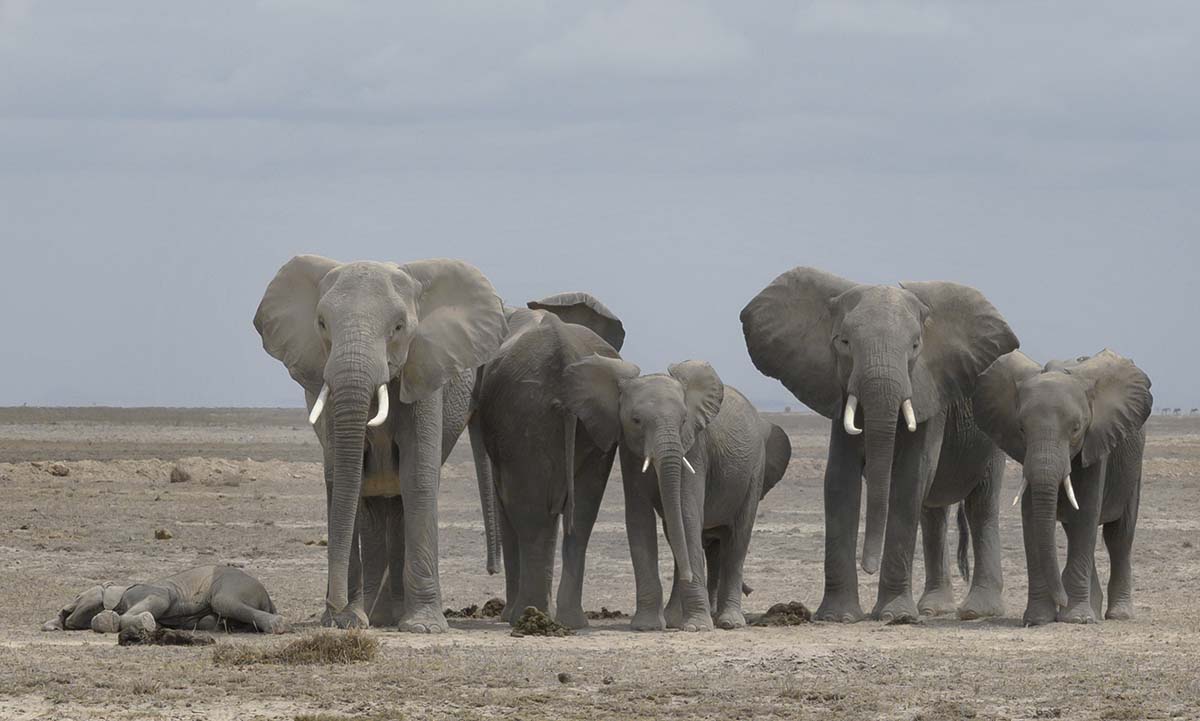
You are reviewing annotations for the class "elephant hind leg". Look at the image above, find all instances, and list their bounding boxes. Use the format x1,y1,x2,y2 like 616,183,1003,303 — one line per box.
556,447,614,629
704,537,721,614
917,505,956,616
958,451,1006,620
1103,493,1138,620
497,493,521,624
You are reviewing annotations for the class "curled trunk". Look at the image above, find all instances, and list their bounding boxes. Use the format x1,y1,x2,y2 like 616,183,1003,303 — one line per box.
654,433,692,584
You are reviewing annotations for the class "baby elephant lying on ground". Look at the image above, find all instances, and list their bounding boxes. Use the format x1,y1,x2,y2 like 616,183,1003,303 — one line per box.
42,565,287,634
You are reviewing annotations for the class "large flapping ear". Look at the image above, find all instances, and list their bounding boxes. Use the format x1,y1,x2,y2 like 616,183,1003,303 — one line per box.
740,267,858,419
972,350,1043,463
667,360,724,450
761,422,792,499
395,259,507,403
528,292,626,352
1068,350,1153,467
900,281,1020,423
253,255,340,393
563,355,641,450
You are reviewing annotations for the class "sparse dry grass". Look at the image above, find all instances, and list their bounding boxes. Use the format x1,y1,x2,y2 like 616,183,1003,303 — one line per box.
213,630,378,666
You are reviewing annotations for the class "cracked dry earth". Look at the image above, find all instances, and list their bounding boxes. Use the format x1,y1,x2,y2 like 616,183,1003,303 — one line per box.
0,408,1198,720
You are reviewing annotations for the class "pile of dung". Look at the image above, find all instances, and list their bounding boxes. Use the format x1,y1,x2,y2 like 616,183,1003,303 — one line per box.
443,604,480,619
480,597,505,618
510,607,573,637
585,607,627,620
118,627,215,646
752,601,812,627
444,597,506,619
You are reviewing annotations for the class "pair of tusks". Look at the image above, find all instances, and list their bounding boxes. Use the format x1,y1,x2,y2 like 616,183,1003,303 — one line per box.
307,384,390,428
842,395,917,435
1011,476,1080,511
642,456,696,474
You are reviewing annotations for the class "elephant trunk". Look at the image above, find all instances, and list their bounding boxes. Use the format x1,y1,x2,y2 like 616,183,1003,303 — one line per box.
855,354,909,575
1026,444,1071,608
653,430,692,584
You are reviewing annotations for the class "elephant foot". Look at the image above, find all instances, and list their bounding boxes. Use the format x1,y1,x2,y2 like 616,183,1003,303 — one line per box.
324,609,368,630
90,610,121,634
663,598,683,629
814,593,864,623
630,608,665,632
669,613,713,632
120,611,157,634
554,606,589,630
1105,601,1135,621
958,587,1005,620
398,605,448,634
261,614,289,634
917,585,958,617
1022,595,1059,627
1057,603,1097,624
715,609,746,630
872,593,918,623
367,610,395,629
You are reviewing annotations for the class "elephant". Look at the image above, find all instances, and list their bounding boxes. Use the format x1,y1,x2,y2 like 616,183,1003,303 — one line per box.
973,350,1152,625
42,565,285,634
741,267,1018,622
473,292,628,629
254,256,506,632
562,358,792,631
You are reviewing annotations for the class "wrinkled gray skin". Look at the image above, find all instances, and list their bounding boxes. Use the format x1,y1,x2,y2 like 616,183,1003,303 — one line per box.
42,565,285,635
975,350,1152,625
255,256,506,632
563,358,792,631
742,268,1018,622
474,293,627,629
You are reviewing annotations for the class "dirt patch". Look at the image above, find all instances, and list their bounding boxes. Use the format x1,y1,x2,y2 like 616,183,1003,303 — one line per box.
510,607,573,637
212,630,378,666
752,601,812,626
117,627,215,646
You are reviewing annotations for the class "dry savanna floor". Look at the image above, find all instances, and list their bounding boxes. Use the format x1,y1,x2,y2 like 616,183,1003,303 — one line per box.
0,408,1198,720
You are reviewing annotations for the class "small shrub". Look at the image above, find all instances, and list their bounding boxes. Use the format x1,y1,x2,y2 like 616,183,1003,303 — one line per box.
214,630,379,666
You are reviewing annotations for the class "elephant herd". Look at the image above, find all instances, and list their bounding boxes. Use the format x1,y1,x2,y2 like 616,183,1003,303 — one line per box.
252,256,1153,633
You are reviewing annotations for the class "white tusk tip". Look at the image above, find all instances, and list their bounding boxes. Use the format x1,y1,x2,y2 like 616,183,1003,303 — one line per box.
642,457,651,473
682,457,695,474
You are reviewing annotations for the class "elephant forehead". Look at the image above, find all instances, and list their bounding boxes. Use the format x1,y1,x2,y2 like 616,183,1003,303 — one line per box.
1019,374,1089,418
623,375,685,407
839,286,921,329
320,263,415,307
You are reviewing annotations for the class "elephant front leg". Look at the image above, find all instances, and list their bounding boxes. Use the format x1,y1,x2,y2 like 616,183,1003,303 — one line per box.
666,464,712,632
958,452,1006,620
556,448,613,629
815,421,865,623
397,392,448,634
360,496,393,627
1058,463,1105,624
917,505,956,616
621,452,664,631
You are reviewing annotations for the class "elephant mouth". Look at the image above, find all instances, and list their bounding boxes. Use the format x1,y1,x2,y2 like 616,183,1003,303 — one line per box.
1011,476,1079,510
310,383,390,428
842,394,917,435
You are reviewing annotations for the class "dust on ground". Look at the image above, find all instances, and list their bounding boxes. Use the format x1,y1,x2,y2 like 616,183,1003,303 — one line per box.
1,409,1198,720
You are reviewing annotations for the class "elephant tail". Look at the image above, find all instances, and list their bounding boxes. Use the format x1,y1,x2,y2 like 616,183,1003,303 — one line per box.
561,412,576,537
956,503,971,582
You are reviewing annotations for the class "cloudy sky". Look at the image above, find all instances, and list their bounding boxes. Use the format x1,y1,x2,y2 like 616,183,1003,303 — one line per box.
1,1,1196,409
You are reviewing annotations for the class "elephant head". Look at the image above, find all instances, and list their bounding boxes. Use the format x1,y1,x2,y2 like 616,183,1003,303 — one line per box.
254,255,505,616
741,268,1017,574
974,349,1152,607
564,357,723,583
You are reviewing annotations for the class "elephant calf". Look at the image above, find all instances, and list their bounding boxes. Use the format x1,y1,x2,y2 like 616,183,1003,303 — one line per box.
42,565,286,635
565,358,791,631
975,350,1152,625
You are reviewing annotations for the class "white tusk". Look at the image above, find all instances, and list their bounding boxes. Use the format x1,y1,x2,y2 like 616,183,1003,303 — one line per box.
366,384,389,427
308,385,329,425
642,457,651,473
902,399,917,432
1012,479,1027,507
1062,476,1079,511
682,457,695,474
843,395,862,435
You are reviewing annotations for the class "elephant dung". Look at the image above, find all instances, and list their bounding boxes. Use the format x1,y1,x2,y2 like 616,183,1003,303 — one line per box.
480,597,505,618
751,601,812,626
118,627,214,647
510,607,573,637
48,463,70,477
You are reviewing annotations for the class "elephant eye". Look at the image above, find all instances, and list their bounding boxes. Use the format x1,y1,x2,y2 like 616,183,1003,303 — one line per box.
631,416,641,425
317,318,326,330
838,337,849,347
394,322,404,333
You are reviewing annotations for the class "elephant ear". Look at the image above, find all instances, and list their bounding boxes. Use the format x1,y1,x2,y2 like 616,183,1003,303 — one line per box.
740,267,857,419
563,355,641,450
395,259,508,403
253,254,340,393
761,422,792,499
667,360,724,450
527,292,626,352
973,350,1043,463
900,281,1020,423
1068,350,1153,467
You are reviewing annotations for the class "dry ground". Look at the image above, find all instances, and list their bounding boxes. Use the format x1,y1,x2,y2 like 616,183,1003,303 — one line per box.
0,408,1197,720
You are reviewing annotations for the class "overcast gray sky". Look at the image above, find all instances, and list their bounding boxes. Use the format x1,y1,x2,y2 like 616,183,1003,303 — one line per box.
1,1,1195,409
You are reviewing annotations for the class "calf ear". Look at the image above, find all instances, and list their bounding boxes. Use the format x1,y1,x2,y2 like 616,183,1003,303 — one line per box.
973,351,1042,463
563,355,641,450
761,422,792,499
668,360,724,451
528,292,626,351
1070,350,1153,467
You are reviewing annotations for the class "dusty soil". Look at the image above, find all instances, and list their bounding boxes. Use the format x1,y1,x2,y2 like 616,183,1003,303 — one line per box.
0,409,1197,720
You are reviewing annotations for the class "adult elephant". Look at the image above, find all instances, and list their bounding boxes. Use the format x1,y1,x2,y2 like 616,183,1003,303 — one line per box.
473,293,626,629
254,256,505,632
741,267,1018,622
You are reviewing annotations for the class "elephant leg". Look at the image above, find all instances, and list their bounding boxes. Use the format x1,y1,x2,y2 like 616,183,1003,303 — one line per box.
1089,563,1104,620
715,513,755,631
815,419,866,623
513,520,559,622
1020,491,1057,626
397,392,447,634
1058,463,1105,624
669,468,711,632
211,592,286,634
360,496,392,627
705,537,721,614
872,418,940,623
386,496,406,625
623,457,664,631
497,494,521,624
959,451,1006,620
917,505,956,616
556,447,613,629
1103,489,1139,620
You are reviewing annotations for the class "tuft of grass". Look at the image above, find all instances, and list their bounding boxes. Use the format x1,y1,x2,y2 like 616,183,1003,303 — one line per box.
214,630,379,666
